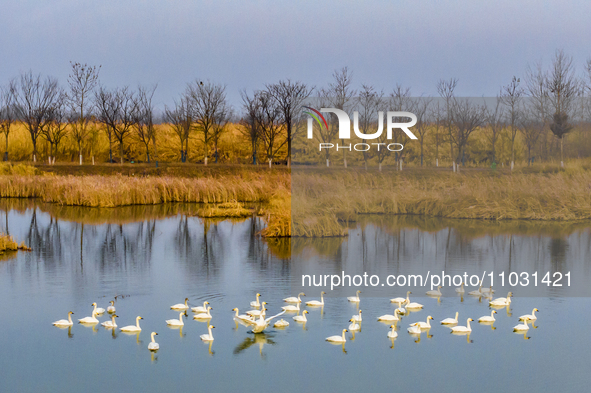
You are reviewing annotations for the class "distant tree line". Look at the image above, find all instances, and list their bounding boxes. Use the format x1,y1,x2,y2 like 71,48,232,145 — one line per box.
1,49,591,168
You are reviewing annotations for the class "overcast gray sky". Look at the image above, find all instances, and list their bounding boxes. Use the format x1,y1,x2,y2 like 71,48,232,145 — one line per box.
1,0,590,110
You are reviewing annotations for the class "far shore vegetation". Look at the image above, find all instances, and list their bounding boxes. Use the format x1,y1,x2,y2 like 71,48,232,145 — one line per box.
1,50,591,237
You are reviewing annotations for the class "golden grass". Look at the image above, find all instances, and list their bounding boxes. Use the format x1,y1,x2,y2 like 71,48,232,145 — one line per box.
196,201,255,218
291,167,591,236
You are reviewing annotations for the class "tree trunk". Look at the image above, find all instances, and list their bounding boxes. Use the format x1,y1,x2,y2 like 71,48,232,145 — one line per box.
120,141,124,164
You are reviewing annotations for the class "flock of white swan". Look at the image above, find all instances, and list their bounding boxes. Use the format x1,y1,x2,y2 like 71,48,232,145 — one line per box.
52,282,539,351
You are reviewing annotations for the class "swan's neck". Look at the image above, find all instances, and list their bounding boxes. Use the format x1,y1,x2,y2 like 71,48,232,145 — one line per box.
112,316,116,324
208,325,213,336
92,304,97,313
491,310,495,317
454,312,458,321
532,309,536,316
320,293,324,303
467,319,471,329
68,313,72,324
234,309,239,317
151,333,156,343
342,330,346,340
426,318,431,328
179,313,183,322
136,317,141,328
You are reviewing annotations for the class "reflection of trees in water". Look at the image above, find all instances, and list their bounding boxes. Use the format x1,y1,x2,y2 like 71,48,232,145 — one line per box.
549,237,568,272
174,215,222,277
245,217,291,274
95,221,154,274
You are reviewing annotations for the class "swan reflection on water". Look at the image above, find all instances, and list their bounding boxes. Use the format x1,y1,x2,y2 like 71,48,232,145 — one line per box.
233,333,277,358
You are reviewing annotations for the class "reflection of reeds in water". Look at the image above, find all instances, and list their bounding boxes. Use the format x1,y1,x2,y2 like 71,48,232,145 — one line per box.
292,168,591,237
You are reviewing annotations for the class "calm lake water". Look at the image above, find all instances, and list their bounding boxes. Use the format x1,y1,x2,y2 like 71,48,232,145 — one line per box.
1,200,590,392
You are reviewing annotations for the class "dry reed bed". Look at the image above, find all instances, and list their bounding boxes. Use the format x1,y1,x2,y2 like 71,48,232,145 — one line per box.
291,169,591,236
0,174,288,207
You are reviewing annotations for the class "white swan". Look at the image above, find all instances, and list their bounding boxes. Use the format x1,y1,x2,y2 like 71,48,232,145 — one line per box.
101,314,118,329
390,291,410,305
441,312,459,325
478,310,497,323
426,286,442,296
468,282,483,296
489,292,513,307
53,311,74,327
200,325,215,341
410,316,433,329
519,308,539,321
351,310,363,322
248,302,268,316
232,308,253,323
407,323,422,334
148,332,159,351
406,295,424,310
378,308,400,322
326,329,348,343
170,298,189,310
191,301,210,313
348,318,360,331
250,293,262,308
347,290,361,303
395,300,406,314
481,285,495,295
513,319,530,331
120,316,143,332
193,306,213,320
273,319,289,328
166,312,184,326
306,291,325,307
78,309,99,324
241,310,286,333
455,282,465,293
107,301,116,313
293,310,308,322
284,292,305,303
91,302,105,315
451,318,473,333
387,324,398,339
280,302,300,312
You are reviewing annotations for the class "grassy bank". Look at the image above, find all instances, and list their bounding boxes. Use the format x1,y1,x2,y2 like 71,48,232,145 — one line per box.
292,166,591,236
2,162,591,238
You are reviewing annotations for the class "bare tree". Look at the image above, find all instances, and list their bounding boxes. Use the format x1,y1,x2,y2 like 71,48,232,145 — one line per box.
112,87,137,164
437,78,458,168
253,91,285,167
450,98,486,165
67,62,101,165
410,97,432,166
0,82,16,161
133,85,158,163
323,67,356,167
165,96,192,163
500,76,524,170
526,61,551,161
355,84,383,169
42,94,69,164
239,89,260,165
94,86,119,163
484,96,505,166
266,79,313,167
389,84,412,167
186,80,229,165
211,105,231,163
429,101,445,167
546,50,581,167
11,72,61,162
519,106,545,165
